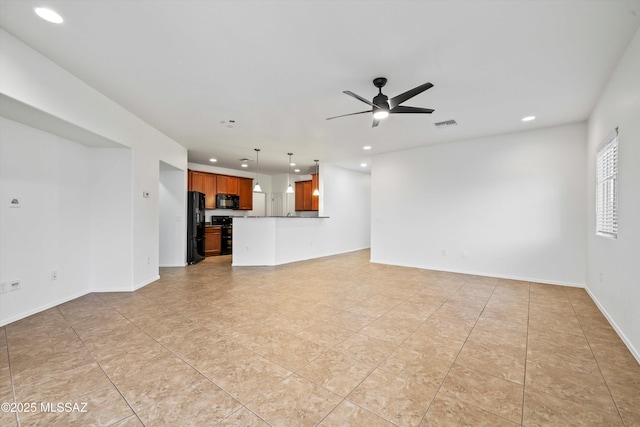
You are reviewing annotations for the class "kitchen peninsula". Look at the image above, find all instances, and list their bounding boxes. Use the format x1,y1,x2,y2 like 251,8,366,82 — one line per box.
232,216,330,266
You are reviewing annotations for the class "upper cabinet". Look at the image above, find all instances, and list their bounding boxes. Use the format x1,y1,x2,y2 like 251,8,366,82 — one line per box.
295,181,306,211
189,170,216,209
189,170,203,193
188,170,251,210
238,178,253,210
203,173,217,209
311,173,319,211
216,175,238,195
295,173,318,212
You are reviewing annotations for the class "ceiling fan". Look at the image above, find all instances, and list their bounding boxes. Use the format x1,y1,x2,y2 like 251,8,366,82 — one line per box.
327,77,434,127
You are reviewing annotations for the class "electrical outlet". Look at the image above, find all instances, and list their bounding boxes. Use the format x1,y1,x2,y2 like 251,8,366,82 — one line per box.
51,270,58,281
8,280,21,292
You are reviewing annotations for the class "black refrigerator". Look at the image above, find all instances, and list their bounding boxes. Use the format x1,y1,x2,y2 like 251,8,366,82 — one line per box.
187,191,205,264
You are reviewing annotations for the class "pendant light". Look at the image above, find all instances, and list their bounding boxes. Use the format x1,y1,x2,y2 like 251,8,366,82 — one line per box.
312,160,320,196
253,148,262,192
286,153,294,193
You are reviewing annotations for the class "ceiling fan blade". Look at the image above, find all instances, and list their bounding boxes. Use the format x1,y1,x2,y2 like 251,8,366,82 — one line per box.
390,105,434,114
343,91,379,109
389,82,433,109
326,110,372,120
372,118,380,127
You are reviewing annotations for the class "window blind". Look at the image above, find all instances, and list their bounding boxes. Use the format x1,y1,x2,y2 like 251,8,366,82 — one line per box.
596,128,618,238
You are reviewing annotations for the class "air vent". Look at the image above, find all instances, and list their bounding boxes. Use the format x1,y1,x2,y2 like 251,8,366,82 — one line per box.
434,119,458,128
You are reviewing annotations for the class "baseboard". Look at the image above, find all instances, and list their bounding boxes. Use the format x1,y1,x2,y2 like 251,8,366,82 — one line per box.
369,258,638,363
133,274,160,291
159,263,186,267
368,258,585,288
0,290,90,327
1,275,162,327
90,286,134,292
584,287,640,364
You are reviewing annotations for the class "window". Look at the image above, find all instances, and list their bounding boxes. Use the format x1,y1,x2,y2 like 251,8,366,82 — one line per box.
595,128,618,238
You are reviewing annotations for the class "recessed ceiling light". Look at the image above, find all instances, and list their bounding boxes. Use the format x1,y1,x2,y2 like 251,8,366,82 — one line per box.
361,163,367,167
209,158,217,162
241,163,248,168
294,169,300,173
34,7,63,23
289,162,296,166
522,116,536,122
363,146,372,150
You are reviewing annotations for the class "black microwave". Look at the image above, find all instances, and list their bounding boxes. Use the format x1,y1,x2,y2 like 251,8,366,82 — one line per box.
216,194,239,209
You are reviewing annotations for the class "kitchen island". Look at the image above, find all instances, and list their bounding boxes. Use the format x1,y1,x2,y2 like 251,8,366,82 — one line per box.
232,216,332,266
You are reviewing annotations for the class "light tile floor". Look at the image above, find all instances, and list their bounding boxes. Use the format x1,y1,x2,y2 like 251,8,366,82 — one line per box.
1,250,639,426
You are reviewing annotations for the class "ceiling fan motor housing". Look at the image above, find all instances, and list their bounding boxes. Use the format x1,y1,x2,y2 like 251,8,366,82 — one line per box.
372,78,389,111
373,93,389,112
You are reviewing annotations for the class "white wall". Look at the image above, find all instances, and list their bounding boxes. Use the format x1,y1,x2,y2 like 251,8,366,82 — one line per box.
89,148,133,291
0,118,87,323
0,29,187,325
159,165,187,267
371,122,587,286
320,164,371,248
586,28,640,360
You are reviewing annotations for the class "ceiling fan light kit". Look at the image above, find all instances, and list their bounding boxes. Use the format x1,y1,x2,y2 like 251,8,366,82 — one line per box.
373,110,389,119
327,77,434,127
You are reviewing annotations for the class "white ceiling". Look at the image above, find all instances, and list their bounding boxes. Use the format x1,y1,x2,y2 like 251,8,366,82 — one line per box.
1,0,638,175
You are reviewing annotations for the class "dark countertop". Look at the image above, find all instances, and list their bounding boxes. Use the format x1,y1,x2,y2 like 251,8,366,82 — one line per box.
234,216,329,219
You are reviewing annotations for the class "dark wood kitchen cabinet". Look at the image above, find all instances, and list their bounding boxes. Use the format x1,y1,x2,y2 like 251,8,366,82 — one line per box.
238,177,253,210
202,174,216,209
189,170,251,210
295,173,319,212
205,226,221,256
311,173,319,211
295,180,313,211
217,175,238,195
188,170,204,193
188,170,216,209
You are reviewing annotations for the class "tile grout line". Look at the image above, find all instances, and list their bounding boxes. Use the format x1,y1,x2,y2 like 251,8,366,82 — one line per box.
301,278,466,426
291,286,431,427
98,295,312,425
415,279,501,426
6,252,636,426
521,281,531,427
55,305,144,427
104,304,251,418
564,288,627,427
60,299,253,425
2,327,19,427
